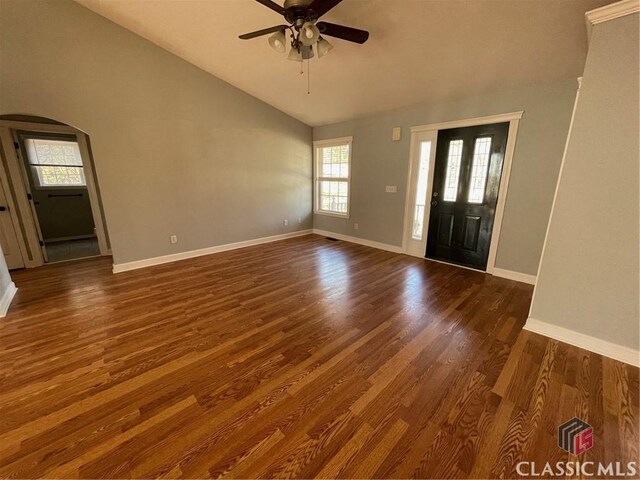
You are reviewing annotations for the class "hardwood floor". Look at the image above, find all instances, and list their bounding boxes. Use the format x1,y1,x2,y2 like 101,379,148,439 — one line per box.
0,234,637,479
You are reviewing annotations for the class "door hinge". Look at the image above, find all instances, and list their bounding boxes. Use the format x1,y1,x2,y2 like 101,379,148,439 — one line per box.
27,192,33,200
39,240,44,247
13,142,19,150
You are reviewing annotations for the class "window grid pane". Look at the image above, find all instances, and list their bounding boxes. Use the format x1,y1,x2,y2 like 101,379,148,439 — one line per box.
317,142,350,215
320,145,349,179
467,137,492,204
412,141,431,240
443,140,463,201
318,180,348,214
25,139,87,187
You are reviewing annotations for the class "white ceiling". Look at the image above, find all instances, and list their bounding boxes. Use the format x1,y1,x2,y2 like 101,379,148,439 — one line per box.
75,0,609,127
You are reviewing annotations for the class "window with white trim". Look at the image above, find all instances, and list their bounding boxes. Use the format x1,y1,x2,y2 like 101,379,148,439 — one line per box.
24,138,86,188
314,137,352,217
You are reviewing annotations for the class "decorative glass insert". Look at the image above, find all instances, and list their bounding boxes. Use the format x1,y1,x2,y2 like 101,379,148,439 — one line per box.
412,141,432,240
467,137,492,204
315,141,351,216
443,139,463,201
25,139,86,187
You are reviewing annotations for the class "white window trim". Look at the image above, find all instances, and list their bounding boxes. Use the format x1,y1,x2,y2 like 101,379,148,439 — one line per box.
313,136,353,219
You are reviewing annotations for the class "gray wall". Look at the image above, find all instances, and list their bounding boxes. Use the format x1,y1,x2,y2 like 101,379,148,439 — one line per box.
313,79,579,276
530,14,639,350
0,0,312,265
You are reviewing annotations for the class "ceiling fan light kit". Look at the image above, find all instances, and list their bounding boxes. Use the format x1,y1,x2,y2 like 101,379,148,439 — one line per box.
240,0,369,62
268,30,287,53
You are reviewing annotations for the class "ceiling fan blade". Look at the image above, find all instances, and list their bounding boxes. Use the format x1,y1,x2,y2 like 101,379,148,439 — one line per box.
239,25,288,40
309,0,343,18
317,22,369,44
254,0,285,15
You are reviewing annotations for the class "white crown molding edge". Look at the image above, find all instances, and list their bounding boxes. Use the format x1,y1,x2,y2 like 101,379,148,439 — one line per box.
112,230,313,273
312,229,404,254
492,268,536,285
524,317,640,367
586,0,640,39
0,282,18,318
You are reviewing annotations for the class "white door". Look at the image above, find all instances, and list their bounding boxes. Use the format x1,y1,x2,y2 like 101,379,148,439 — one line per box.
403,130,438,257
0,180,25,269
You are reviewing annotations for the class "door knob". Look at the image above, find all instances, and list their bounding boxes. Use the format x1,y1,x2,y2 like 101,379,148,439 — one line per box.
431,201,438,207
433,192,438,197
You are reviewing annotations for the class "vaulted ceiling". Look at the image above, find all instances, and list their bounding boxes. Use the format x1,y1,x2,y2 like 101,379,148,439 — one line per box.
75,0,609,126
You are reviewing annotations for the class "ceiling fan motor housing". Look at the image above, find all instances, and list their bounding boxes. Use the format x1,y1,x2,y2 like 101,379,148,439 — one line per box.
284,0,318,26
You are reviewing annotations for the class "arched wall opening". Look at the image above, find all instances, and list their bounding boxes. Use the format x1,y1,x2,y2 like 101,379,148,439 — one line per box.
0,113,111,270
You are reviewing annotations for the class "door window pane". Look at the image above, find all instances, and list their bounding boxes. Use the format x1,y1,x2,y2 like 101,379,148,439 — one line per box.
25,139,86,187
443,140,463,201
412,141,431,240
468,137,492,204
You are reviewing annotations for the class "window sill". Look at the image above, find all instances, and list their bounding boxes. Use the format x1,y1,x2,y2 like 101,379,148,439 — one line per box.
314,211,350,219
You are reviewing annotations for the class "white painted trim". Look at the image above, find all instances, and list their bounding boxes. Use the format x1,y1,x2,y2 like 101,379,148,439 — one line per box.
0,120,82,134
76,134,109,256
313,136,353,147
0,127,44,267
410,111,524,134
313,229,403,254
0,282,17,317
113,230,313,273
492,268,536,285
524,318,640,367
486,118,520,274
528,78,582,317
586,0,640,39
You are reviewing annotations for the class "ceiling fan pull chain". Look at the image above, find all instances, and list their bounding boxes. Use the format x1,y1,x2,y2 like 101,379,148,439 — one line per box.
307,56,311,95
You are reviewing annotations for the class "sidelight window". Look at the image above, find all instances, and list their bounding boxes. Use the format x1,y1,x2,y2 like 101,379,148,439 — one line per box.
411,141,432,240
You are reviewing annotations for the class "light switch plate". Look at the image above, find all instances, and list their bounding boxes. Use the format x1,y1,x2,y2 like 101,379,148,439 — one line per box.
385,185,397,193
392,127,402,142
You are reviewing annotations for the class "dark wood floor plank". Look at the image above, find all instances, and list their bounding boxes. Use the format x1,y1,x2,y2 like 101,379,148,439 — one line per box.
0,234,636,479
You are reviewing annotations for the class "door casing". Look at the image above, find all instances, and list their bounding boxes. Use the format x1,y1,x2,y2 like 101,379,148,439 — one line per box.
402,111,523,274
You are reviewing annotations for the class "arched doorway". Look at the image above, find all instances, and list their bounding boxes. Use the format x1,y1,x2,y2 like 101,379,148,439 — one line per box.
0,114,110,269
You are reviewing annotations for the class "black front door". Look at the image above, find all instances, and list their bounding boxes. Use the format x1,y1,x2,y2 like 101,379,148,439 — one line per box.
426,122,509,270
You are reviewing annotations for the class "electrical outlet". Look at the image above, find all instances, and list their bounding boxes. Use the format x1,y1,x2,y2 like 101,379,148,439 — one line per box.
385,185,397,193
283,219,288,226
354,223,359,230
170,235,178,244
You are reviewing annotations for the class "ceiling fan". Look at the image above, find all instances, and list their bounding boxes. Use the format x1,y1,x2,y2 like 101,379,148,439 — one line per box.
239,0,369,61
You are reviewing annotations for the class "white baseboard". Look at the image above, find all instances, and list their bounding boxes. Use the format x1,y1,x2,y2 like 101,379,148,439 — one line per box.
0,282,17,318
524,317,639,367
113,230,313,274
493,268,537,285
312,229,403,254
